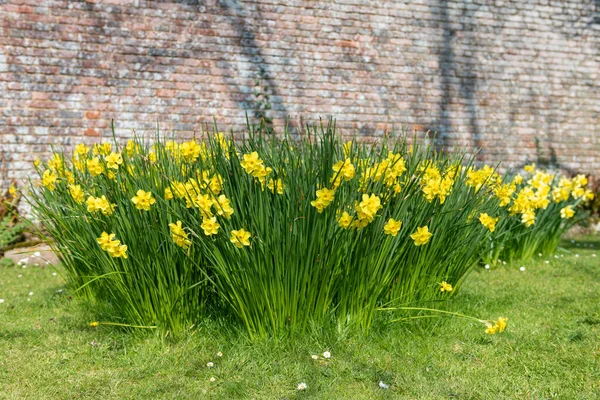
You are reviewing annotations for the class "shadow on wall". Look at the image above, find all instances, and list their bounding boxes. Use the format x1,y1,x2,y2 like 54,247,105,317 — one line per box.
172,0,289,130
217,0,288,130
436,0,481,157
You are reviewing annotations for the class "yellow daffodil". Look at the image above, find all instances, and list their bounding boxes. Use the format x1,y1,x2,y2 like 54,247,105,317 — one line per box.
439,281,453,292
337,211,353,229
215,195,234,218
240,152,264,175
356,193,382,222
41,170,58,191
230,229,251,248
560,205,574,219
86,195,115,216
96,231,127,259
68,184,85,204
331,158,355,188
97,232,117,251
93,142,112,156
410,226,432,246
383,218,402,236
201,217,220,236
131,189,156,211
524,163,535,173
169,221,191,250
485,317,507,335
311,188,336,213
105,152,123,170
521,211,535,227
267,178,285,194
74,143,90,158
479,213,499,232
86,157,104,176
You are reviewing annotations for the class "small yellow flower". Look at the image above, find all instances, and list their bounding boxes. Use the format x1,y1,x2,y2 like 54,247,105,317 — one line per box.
215,195,234,218
169,221,191,250
343,141,352,158
86,157,104,176
331,158,356,187
560,205,574,219
201,217,220,236
356,193,382,222
86,195,115,216
131,189,156,211
8,184,17,196
240,152,264,175
521,211,535,227
513,174,523,185
96,231,117,251
267,178,285,194
105,152,123,170
439,281,453,292
96,231,127,259
311,188,336,213
89,321,99,327
485,317,508,335
524,163,536,173
230,229,251,248
337,211,353,229
410,226,433,246
42,170,58,191
34,158,41,168
195,193,214,217
68,185,85,205
125,140,139,157
109,244,128,259
383,218,402,236
75,143,90,157
479,213,499,232
164,187,173,200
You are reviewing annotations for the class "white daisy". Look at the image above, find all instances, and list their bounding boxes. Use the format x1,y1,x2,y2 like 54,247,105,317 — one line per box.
322,351,331,359
297,382,307,391
206,362,214,368
519,267,526,272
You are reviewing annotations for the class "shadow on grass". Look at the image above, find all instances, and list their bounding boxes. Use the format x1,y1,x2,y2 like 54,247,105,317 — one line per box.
559,235,600,250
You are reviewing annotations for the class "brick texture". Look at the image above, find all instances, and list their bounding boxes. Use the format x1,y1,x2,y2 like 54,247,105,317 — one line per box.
1,0,599,189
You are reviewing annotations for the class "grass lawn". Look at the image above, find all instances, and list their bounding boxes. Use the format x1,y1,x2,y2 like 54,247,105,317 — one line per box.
1,236,599,399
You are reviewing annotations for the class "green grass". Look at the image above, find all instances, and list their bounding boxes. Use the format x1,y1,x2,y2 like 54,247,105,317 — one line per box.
1,236,599,399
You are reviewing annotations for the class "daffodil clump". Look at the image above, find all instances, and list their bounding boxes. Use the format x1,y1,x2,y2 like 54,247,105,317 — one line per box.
477,163,593,264
27,124,580,337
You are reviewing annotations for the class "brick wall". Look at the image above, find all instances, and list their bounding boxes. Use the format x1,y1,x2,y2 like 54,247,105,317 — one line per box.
1,0,599,189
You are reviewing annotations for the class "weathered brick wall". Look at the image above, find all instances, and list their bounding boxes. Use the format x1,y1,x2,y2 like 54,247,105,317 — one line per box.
1,0,599,189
